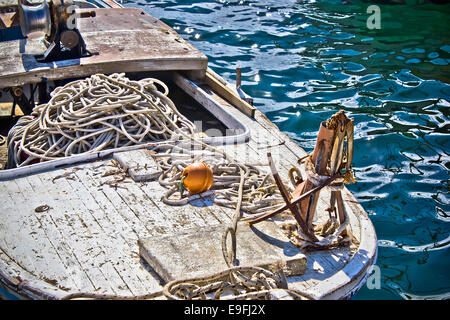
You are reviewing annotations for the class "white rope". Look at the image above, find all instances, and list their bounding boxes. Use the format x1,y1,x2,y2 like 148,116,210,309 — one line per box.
6,73,196,168
162,266,314,300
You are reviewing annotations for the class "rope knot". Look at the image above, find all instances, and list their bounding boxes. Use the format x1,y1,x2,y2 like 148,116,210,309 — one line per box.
304,155,345,191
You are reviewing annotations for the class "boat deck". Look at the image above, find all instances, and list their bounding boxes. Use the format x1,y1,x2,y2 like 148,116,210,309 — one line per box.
0,79,377,300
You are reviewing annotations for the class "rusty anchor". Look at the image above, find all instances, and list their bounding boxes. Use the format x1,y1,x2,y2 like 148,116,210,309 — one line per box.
246,110,355,245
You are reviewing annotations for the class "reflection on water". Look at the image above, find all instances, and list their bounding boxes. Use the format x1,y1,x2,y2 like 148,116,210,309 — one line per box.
122,0,450,299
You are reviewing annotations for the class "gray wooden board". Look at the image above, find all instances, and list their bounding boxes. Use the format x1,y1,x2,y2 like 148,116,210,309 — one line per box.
0,8,208,88
138,220,307,283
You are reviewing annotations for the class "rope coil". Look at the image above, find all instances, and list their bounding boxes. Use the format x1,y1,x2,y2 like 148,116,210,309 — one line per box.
6,73,196,168
162,266,313,300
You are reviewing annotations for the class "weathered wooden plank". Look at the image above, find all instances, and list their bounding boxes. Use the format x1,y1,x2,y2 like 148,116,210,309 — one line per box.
16,177,96,294
113,149,160,182
49,170,146,296
18,176,89,292
100,148,230,232
87,165,157,238
0,178,79,293
28,170,122,295
116,177,223,236
172,72,250,146
27,172,106,294
139,221,307,282
87,157,229,238
65,173,145,295
0,182,38,273
0,250,64,299
70,165,163,295
73,162,142,244
0,8,208,88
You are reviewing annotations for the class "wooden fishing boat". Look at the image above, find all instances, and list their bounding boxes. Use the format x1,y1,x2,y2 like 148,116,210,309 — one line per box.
0,0,377,300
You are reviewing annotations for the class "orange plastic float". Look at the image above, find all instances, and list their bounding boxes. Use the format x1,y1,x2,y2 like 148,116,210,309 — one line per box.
180,162,214,195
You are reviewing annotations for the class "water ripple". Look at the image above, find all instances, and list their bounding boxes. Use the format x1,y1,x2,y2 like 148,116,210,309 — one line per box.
378,234,450,253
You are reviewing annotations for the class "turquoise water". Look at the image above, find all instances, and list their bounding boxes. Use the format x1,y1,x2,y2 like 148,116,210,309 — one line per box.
122,0,450,299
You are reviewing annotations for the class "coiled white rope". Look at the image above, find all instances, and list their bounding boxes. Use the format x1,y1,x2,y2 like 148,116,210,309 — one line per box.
6,73,196,168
